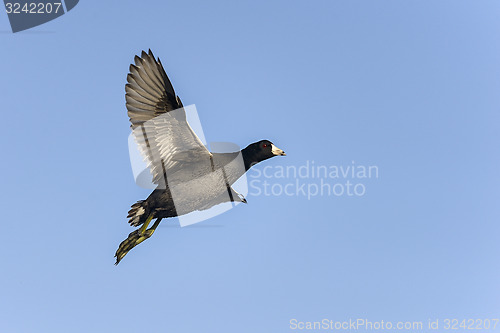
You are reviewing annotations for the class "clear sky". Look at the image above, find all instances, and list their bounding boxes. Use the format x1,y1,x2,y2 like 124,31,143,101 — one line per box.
1,1,499,332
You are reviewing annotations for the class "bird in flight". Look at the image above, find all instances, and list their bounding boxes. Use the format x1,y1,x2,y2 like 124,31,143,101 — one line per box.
115,50,286,264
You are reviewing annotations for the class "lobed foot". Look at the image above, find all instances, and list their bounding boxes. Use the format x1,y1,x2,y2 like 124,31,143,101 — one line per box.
114,227,156,265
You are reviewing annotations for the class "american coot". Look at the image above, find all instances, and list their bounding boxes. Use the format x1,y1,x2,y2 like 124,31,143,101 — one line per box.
115,50,286,264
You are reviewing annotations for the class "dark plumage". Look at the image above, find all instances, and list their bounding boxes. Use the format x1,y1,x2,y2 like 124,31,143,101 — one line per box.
115,50,285,264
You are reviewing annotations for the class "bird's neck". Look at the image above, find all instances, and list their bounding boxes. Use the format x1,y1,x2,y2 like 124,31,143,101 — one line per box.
242,147,269,171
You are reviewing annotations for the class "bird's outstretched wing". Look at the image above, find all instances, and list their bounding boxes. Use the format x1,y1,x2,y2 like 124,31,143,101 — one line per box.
126,50,212,187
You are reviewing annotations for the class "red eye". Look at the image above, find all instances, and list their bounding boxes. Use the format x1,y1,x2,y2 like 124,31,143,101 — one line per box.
263,144,267,148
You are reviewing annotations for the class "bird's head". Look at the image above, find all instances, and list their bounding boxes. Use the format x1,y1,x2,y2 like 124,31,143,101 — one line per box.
242,140,286,170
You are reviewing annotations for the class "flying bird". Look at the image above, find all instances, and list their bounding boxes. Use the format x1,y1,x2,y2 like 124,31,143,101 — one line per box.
115,50,286,264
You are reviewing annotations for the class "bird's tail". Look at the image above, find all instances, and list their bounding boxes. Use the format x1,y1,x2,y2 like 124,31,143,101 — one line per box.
127,200,150,227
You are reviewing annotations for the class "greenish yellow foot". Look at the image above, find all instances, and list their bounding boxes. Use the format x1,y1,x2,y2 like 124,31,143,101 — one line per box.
114,217,162,265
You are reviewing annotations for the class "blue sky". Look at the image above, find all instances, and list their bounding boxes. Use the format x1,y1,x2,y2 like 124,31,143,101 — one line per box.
1,1,499,332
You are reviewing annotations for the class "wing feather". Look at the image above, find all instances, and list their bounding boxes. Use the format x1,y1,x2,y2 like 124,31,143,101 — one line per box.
126,50,211,187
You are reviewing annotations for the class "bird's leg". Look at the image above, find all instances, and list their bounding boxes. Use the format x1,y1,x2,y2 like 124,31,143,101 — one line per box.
138,214,153,234
135,218,162,246
114,215,162,265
